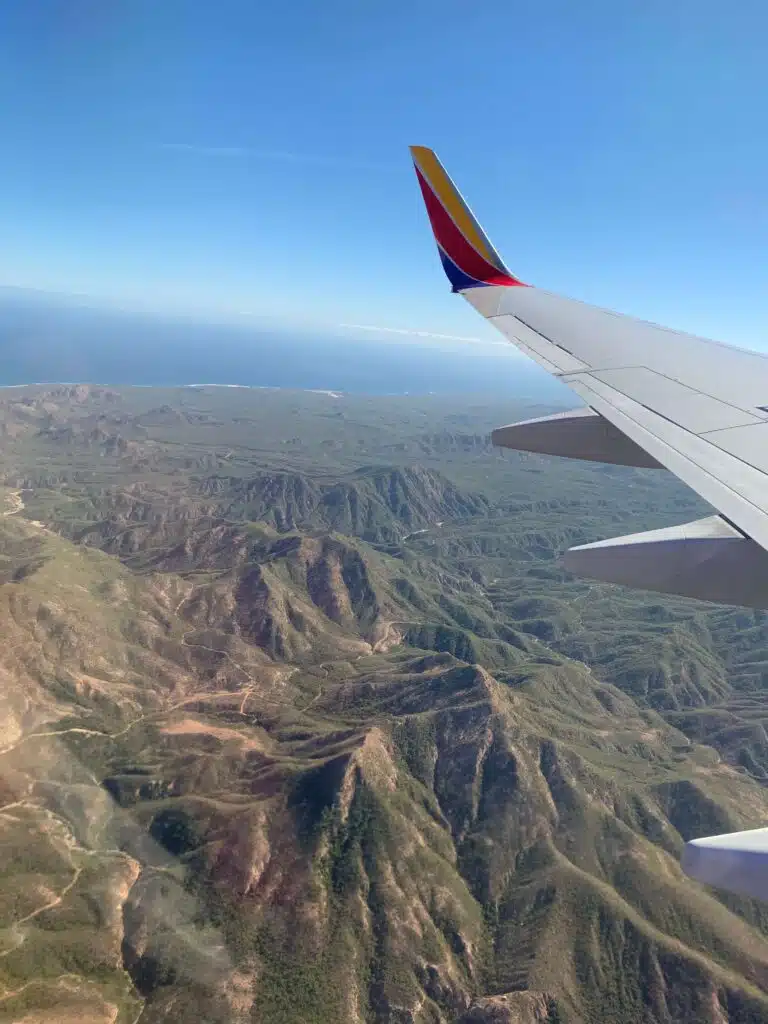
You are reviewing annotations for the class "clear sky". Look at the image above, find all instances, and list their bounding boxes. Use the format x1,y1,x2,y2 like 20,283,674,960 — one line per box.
1,0,767,349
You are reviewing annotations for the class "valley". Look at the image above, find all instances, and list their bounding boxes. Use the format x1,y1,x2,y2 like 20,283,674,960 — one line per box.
0,384,765,1023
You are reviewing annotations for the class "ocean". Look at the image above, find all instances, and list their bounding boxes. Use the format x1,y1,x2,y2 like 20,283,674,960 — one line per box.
0,289,570,400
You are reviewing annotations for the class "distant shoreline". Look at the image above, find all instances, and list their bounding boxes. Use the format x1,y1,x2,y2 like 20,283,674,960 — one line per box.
0,382,546,400
0,295,570,398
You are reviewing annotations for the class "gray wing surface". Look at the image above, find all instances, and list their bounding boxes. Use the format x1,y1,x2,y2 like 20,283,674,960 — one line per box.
409,142,768,603
467,283,768,553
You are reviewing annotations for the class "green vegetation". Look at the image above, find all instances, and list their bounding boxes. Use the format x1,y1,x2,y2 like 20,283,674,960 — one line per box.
0,383,767,1022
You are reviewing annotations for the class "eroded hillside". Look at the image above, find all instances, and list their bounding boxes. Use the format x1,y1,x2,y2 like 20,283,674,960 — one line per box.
0,385,765,1023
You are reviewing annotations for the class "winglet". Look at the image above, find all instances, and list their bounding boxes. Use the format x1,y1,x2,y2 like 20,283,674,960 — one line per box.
410,146,525,292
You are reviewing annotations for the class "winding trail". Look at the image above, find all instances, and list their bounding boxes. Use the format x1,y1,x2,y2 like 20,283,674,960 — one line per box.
180,631,297,710
2,490,23,517
0,971,100,1004
14,866,84,927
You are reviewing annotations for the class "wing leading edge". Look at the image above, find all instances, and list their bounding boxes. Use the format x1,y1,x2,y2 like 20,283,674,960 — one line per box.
409,144,768,901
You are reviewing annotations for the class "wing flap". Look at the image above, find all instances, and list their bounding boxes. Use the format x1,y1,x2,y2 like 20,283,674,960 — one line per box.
563,372,768,550
703,421,768,474
590,367,761,433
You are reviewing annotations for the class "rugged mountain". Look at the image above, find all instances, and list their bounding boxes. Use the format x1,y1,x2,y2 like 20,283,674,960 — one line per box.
27,464,488,550
195,464,491,539
0,385,766,1023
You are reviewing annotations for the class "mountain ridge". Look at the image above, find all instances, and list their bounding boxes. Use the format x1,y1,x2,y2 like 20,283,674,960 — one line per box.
0,385,766,1022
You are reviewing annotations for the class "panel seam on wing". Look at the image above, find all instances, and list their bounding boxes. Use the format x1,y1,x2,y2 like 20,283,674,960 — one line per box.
573,377,768,535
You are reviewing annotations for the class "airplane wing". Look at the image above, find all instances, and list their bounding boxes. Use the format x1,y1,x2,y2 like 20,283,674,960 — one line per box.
410,144,768,901
410,145,768,612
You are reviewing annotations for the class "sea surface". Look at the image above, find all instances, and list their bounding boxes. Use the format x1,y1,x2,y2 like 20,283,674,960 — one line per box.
0,289,570,399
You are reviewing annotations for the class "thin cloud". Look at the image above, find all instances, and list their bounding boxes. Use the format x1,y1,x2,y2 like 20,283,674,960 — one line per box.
159,143,393,171
260,150,394,171
160,143,247,157
339,322,509,346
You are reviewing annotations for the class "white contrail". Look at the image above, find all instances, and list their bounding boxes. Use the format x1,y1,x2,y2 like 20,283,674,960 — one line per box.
160,143,246,157
338,323,508,346
160,144,391,170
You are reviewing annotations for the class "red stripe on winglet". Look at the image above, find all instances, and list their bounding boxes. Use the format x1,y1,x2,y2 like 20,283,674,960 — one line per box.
414,167,523,287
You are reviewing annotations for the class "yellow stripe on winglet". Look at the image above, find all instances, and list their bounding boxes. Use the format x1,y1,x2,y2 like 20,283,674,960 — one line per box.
410,146,505,271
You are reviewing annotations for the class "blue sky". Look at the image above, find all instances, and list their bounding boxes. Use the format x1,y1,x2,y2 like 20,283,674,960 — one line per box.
0,0,767,348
